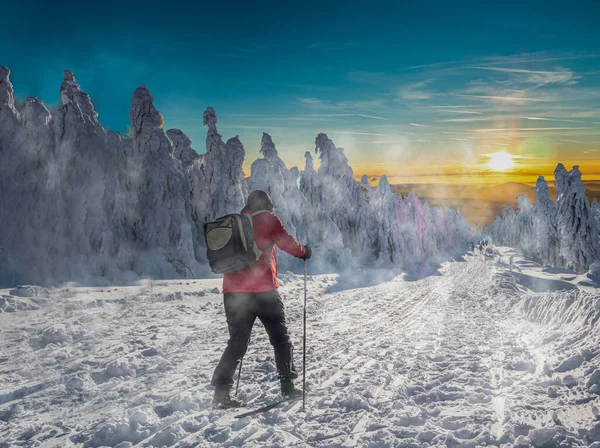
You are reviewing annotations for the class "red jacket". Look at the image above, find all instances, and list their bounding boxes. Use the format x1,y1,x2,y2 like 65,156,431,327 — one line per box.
223,211,306,293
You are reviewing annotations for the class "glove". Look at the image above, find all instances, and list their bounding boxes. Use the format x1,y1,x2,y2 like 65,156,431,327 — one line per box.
300,245,312,260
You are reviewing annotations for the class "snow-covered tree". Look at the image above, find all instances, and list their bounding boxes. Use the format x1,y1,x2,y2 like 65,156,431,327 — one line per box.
396,194,420,261
371,175,402,263
313,133,371,254
491,165,600,273
202,107,246,219
591,197,600,226
129,85,197,277
167,128,201,169
556,165,600,272
299,151,319,206
532,176,559,266
515,194,535,259
167,128,210,262
360,174,372,195
0,66,476,286
490,205,517,249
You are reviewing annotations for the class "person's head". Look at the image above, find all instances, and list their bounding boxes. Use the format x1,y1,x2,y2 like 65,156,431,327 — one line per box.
243,190,275,213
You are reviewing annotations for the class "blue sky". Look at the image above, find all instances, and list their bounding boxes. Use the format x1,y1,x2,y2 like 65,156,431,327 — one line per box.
3,0,600,182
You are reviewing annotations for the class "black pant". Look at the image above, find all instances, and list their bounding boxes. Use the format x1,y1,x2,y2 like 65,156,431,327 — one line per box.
211,289,296,388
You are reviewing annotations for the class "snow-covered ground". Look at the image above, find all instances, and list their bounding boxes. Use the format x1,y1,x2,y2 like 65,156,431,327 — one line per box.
1,248,600,447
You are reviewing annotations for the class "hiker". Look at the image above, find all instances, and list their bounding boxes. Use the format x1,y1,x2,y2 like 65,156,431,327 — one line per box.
211,190,312,408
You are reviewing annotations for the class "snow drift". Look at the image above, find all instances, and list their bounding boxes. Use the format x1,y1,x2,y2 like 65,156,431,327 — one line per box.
2,247,599,446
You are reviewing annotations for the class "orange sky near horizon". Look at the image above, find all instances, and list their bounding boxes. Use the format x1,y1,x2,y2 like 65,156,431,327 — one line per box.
355,158,600,186
243,154,600,186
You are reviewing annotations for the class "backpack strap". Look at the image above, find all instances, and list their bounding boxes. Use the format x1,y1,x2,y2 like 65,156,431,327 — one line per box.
249,210,270,217
247,210,275,258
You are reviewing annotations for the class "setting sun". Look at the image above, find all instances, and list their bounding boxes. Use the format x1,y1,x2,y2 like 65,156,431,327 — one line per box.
487,151,514,171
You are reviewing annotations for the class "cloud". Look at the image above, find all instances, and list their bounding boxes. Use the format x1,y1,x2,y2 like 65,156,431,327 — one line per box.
398,79,437,101
560,139,600,144
332,131,386,136
523,116,591,124
456,94,550,102
369,125,416,135
358,114,387,120
298,97,385,111
475,127,592,132
338,100,386,109
299,97,327,106
433,108,484,115
469,66,579,86
409,123,427,127
402,60,462,71
218,124,287,131
478,51,600,66
438,117,493,123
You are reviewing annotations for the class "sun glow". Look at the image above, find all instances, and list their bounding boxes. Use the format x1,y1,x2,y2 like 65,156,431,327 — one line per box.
487,151,514,171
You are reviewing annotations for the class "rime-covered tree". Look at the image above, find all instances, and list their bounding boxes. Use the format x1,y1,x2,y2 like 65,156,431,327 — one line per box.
202,107,246,219
361,174,372,195
167,128,201,169
532,176,559,266
515,194,535,259
314,133,370,254
556,165,600,272
492,165,600,272
129,85,196,277
167,128,211,262
371,175,402,263
591,197,600,226
490,205,518,248
0,66,477,285
396,193,420,261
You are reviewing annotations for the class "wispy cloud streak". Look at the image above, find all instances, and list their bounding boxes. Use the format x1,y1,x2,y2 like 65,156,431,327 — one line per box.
456,94,550,102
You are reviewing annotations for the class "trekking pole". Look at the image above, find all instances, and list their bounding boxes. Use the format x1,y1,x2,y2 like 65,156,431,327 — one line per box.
302,259,307,412
235,358,243,397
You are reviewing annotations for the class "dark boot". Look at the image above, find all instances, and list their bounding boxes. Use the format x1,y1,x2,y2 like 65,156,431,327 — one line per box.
278,372,303,399
213,387,245,409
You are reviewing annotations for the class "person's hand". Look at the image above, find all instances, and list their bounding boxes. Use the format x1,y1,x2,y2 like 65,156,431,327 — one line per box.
301,245,312,260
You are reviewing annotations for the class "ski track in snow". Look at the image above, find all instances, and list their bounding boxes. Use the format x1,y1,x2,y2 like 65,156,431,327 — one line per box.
1,250,600,447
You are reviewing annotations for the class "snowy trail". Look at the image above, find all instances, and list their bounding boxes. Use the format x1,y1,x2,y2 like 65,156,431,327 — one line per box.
294,259,510,447
1,252,599,447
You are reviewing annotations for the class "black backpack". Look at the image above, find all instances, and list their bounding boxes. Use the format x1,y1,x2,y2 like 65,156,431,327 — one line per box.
204,211,272,274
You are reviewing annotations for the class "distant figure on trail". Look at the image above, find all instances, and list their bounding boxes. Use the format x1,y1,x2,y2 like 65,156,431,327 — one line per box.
211,190,312,408
470,242,475,253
